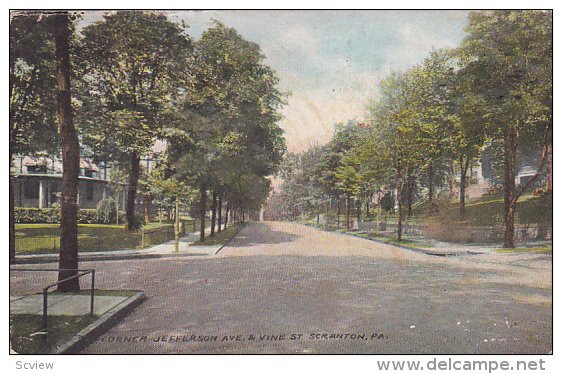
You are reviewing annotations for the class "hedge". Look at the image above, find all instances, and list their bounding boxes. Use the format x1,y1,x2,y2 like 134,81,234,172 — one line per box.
15,207,125,224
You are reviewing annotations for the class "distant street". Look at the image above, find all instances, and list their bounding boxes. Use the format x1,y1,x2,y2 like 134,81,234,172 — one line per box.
10,221,552,354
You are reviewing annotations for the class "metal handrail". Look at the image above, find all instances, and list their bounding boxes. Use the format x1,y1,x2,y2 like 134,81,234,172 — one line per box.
10,268,95,329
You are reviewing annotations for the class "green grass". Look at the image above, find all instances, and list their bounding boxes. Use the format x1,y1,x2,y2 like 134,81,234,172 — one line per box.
495,243,553,254
417,192,552,227
363,234,434,249
15,223,176,254
191,223,245,246
306,222,434,250
10,314,96,354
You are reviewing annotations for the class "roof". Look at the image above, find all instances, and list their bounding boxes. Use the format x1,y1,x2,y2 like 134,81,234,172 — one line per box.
14,156,100,173
12,173,115,184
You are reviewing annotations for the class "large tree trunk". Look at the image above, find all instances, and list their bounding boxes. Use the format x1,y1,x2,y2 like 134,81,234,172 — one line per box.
55,13,80,292
428,160,434,211
450,160,456,198
126,152,141,231
345,194,351,229
210,192,217,237
336,198,340,227
459,155,470,220
9,171,15,264
174,196,179,252
407,174,414,217
217,195,222,233
224,204,229,229
503,127,517,248
144,194,151,224
546,126,552,192
396,171,404,242
199,186,206,242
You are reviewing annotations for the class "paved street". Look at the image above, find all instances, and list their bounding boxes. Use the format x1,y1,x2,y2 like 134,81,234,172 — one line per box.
10,221,552,354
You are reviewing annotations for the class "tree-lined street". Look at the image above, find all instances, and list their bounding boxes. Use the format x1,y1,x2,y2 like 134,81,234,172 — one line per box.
11,222,552,354
9,10,552,356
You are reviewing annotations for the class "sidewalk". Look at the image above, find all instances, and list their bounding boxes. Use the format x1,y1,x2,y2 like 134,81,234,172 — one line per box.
10,291,146,354
10,294,128,316
301,222,551,258
14,227,222,264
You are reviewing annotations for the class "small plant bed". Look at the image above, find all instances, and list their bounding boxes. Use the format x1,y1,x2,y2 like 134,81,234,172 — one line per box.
10,314,96,354
10,289,143,354
191,223,245,246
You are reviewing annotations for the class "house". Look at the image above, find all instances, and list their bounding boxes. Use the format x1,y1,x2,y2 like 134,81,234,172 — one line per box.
11,156,127,210
515,165,538,187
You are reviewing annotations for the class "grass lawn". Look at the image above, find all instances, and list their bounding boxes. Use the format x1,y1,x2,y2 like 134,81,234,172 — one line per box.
495,243,553,254
305,222,434,250
15,223,175,254
10,314,96,354
191,223,245,246
416,192,552,227
10,289,139,353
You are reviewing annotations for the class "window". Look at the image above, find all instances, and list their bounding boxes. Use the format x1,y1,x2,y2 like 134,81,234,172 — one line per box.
27,165,47,174
24,179,39,199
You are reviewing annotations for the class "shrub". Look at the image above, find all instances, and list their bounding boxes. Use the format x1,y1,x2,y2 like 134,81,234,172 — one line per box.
14,207,59,224
96,198,118,224
78,209,100,224
532,187,546,197
15,206,126,225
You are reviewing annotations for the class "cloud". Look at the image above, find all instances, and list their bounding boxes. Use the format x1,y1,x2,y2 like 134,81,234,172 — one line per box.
77,10,469,155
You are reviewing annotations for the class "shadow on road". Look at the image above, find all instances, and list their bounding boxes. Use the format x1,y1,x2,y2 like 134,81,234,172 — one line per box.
230,222,300,247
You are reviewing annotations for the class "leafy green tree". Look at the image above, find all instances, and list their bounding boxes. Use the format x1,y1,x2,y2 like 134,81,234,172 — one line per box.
9,12,60,263
76,11,193,231
368,71,425,241
53,12,81,291
459,10,552,247
169,21,286,241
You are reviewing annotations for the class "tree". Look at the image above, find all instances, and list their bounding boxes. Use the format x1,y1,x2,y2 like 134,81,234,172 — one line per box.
53,12,81,292
9,12,59,263
368,71,424,241
459,10,552,247
76,11,193,231
145,161,196,251
168,21,286,240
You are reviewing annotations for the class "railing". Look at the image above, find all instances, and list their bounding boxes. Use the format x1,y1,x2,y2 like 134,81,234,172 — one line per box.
10,268,95,329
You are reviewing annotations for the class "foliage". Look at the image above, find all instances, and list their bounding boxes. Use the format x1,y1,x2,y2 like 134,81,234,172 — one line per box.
14,207,125,225
9,12,60,158
96,198,117,224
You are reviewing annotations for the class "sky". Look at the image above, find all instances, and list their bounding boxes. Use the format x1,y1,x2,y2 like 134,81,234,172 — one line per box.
81,10,470,153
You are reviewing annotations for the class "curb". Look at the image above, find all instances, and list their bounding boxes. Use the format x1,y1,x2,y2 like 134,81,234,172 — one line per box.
15,252,209,265
299,222,483,257
50,291,147,354
214,223,248,255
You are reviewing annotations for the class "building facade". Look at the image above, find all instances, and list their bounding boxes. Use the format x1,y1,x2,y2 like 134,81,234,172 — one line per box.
11,156,127,210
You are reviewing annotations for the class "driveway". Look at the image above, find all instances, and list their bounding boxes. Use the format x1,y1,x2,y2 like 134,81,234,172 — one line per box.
10,221,552,354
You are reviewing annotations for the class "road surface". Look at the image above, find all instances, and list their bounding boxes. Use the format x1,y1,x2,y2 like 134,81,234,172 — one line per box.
10,221,552,354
